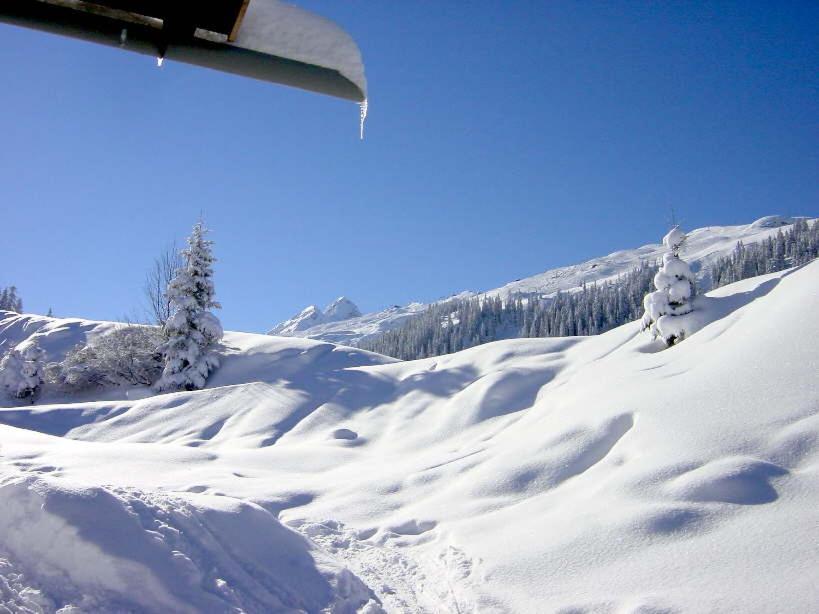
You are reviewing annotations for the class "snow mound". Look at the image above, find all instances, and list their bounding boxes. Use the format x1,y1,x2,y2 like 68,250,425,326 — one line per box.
0,311,119,361
0,474,377,613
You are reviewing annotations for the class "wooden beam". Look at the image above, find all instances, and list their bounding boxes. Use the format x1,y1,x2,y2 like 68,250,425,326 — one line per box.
228,0,250,42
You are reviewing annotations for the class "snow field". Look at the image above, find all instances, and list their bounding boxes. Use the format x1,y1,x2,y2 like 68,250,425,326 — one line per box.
0,261,817,611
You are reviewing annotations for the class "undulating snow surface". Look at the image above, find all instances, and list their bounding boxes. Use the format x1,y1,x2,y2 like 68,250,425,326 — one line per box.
232,0,367,97
270,216,813,346
1,262,818,612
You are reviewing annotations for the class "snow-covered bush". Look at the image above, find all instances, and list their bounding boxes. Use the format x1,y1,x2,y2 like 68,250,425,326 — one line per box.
641,227,696,346
0,342,45,400
47,325,163,391
155,221,223,392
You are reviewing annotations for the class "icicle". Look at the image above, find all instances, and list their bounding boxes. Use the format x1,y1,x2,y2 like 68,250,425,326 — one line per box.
157,56,164,68
359,99,368,140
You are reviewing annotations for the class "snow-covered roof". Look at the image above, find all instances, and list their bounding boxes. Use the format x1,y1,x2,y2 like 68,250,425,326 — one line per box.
232,0,367,98
0,0,367,102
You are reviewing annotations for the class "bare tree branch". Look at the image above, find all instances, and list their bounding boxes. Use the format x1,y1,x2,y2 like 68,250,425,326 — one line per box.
143,242,183,326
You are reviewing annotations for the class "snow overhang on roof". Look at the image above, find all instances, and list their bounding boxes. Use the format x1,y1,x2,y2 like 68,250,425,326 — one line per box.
0,0,367,102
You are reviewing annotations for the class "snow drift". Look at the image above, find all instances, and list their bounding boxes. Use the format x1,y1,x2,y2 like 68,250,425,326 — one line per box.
0,474,375,613
1,261,818,612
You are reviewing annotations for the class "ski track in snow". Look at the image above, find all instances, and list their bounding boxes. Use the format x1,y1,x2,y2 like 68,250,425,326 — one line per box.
293,520,484,614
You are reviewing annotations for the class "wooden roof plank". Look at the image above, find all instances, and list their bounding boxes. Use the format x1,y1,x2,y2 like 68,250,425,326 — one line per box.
228,0,250,42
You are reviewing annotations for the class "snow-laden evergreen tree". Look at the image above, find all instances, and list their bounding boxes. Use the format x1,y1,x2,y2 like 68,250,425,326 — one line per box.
154,221,223,392
0,342,45,400
641,226,696,345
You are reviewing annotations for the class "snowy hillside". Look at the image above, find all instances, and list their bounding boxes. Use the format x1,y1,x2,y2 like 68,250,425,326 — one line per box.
488,215,810,298
270,216,812,346
1,261,818,612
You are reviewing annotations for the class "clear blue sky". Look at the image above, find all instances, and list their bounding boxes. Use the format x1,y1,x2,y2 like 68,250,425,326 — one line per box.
1,1,817,331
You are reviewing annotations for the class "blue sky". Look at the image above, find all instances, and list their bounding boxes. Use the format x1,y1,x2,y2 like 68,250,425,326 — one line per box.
1,1,817,331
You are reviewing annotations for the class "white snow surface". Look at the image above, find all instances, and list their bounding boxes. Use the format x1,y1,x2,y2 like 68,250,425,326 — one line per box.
268,216,814,346
232,0,367,96
1,260,818,612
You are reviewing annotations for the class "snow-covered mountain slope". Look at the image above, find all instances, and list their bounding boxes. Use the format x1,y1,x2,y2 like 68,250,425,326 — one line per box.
269,216,812,346
1,261,818,612
487,215,810,298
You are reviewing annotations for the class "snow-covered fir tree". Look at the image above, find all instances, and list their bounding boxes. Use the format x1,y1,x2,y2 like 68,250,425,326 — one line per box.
0,286,23,313
154,221,223,392
0,342,45,400
641,226,696,346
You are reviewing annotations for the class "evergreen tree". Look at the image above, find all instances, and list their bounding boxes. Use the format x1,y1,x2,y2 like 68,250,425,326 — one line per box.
641,226,695,346
0,286,23,313
154,221,223,392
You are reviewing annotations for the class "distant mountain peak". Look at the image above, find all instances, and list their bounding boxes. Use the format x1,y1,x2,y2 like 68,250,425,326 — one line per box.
269,297,362,336
325,297,361,320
